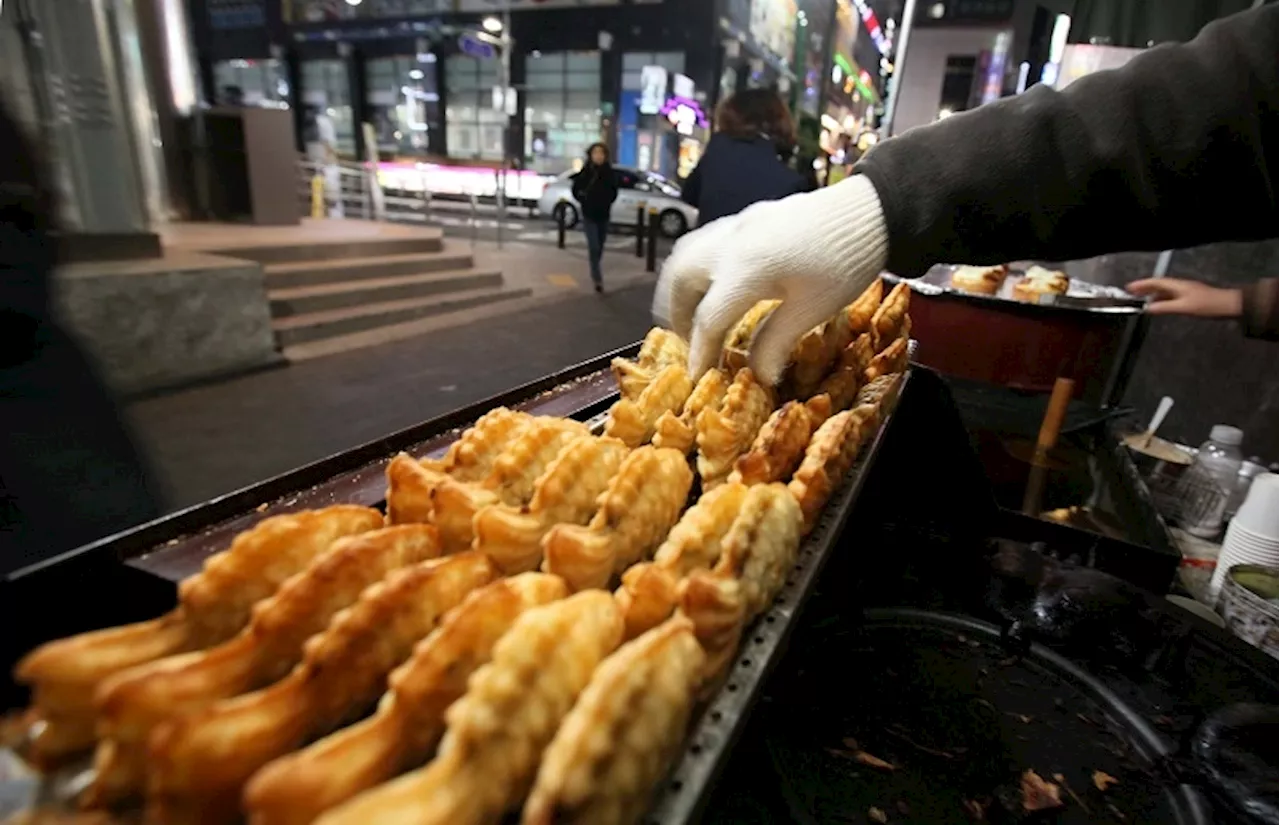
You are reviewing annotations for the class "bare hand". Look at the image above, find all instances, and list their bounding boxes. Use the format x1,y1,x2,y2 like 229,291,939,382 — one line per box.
1125,278,1243,318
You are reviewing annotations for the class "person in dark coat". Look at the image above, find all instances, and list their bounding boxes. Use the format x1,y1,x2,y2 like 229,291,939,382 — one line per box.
570,143,619,293
0,98,160,577
680,89,806,228
658,3,1278,383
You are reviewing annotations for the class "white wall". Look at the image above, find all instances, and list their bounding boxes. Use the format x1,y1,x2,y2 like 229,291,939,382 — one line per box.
890,26,1009,136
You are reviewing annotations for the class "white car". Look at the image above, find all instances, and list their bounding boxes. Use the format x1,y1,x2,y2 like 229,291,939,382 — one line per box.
536,167,698,238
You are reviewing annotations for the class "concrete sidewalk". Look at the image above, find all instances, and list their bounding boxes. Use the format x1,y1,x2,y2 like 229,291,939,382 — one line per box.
125,265,657,510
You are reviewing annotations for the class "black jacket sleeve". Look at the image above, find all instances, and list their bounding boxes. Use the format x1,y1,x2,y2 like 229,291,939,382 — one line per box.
570,171,586,202
855,4,1278,278
681,161,703,208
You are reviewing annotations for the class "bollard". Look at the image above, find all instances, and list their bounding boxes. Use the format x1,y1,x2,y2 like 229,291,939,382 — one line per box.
635,203,645,257
310,175,325,219
646,208,659,273
556,203,566,249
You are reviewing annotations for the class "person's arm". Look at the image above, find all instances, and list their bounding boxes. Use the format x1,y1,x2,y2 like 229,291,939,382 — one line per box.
657,5,1278,383
680,162,702,207
1241,278,1279,341
855,4,1278,277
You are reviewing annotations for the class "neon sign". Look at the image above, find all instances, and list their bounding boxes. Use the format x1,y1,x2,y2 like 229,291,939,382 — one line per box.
659,96,709,136
851,0,891,55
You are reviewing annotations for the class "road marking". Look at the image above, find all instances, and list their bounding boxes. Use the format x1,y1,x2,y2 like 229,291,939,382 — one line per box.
547,274,578,288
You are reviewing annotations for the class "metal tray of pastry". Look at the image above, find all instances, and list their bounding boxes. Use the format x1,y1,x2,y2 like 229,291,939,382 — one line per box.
887,264,1144,313
643,370,911,825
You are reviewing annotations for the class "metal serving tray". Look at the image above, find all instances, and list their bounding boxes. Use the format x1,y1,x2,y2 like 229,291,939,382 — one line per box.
644,371,910,824
1,344,913,825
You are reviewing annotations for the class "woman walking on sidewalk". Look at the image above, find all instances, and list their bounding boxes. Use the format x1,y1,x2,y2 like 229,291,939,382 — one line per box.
571,143,619,293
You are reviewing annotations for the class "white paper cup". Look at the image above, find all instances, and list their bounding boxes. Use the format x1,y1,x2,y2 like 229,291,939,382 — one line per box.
1232,473,1280,540
1216,564,1279,659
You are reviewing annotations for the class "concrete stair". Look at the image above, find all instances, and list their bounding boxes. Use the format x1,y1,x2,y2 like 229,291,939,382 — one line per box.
199,228,530,357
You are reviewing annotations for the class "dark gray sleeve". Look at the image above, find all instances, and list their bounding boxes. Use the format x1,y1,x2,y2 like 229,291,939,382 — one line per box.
855,4,1278,277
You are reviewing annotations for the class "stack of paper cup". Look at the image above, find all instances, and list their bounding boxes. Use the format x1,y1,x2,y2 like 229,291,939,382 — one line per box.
1208,473,1279,603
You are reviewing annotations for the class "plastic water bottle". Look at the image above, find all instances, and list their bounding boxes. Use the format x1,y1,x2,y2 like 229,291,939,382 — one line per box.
1185,425,1244,538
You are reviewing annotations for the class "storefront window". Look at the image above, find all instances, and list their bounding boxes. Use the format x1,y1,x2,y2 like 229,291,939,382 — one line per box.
445,55,503,161
523,51,601,174
212,59,289,107
366,55,440,157
301,60,356,156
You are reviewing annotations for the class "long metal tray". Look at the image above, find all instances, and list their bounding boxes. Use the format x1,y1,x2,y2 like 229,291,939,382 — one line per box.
1,345,912,825
645,370,909,824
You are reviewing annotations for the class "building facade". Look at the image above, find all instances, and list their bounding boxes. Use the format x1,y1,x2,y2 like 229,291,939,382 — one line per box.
189,0,895,179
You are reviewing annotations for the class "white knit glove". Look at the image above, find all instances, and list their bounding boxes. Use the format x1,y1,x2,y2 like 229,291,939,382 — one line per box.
654,174,890,384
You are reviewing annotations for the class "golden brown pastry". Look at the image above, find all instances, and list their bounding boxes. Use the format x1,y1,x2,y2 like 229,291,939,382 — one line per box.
950,264,1007,296
845,279,883,337
652,482,749,577
652,368,729,454
713,483,804,619
14,505,382,767
146,553,497,825
723,300,780,352
789,313,855,400
788,406,876,533
430,407,533,482
864,336,909,383
677,571,745,689
614,482,750,640
312,591,624,825
613,563,680,642
483,418,590,507
428,478,500,555
612,328,690,400
521,617,705,825
729,395,832,486
427,419,593,554
855,373,901,412
243,573,567,825
604,364,694,448
472,436,629,574
1012,265,1069,302
815,333,874,411
87,525,441,807
695,368,772,489
384,453,446,525
542,447,693,592
870,281,910,349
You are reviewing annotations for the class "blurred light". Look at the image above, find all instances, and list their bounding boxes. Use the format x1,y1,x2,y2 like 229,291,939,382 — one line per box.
928,3,945,19
409,68,424,79
812,158,824,170
831,64,843,83
531,49,542,58
482,16,503,33
344,0,361,6
326,107,337,116
937,107,953,119
880,57,893,74
417,52,437,63
1015,61,1030,93
820,113,841,131
1048,14,1071,63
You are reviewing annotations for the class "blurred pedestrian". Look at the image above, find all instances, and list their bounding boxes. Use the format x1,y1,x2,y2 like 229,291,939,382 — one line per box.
571,142,618,293
0,97,159,576
680,89,806,228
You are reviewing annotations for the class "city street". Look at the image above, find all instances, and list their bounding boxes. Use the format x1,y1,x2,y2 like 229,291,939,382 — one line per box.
125,240,660,510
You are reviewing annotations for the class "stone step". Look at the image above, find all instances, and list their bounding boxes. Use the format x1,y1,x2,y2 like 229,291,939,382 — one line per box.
264,247,475,289
268,269,502,317
207,233,445,265
272,285,533,348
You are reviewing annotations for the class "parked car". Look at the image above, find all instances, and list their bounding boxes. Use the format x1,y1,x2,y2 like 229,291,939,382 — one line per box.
537,167,697,238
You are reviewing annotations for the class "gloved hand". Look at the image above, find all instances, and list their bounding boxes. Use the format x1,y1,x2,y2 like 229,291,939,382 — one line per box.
654,175,890,384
